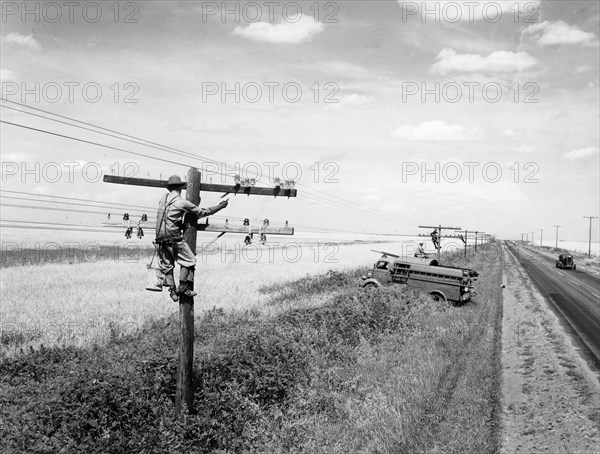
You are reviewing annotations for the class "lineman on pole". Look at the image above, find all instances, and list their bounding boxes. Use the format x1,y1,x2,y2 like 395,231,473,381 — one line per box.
430,228,441,250
155,175,228,302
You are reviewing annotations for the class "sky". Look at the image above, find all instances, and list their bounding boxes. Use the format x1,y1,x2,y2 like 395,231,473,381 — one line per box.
1,0,599,243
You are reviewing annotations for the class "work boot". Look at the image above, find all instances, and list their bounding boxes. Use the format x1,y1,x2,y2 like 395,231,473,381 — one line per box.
169,287,179,302
179,282,197,298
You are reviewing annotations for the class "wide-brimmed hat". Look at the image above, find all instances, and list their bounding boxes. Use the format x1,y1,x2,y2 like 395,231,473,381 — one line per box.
167,175,186,188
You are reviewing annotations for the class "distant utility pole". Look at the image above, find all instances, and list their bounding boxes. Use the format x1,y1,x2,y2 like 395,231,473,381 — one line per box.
540,229,543,248
531,232,534,245
553,225,561,248
583,216,599,258
455,229,469,257
475,231,486,252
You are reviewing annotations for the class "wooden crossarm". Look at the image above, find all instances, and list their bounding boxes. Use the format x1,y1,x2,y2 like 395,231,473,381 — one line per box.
418,233,464,238
103,175,297,197
196,222,295,235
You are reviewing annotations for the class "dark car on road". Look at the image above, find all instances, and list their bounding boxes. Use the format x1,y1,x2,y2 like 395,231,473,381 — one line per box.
556,254,576,270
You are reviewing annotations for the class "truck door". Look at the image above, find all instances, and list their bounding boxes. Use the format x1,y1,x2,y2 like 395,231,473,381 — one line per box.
374,260,392,284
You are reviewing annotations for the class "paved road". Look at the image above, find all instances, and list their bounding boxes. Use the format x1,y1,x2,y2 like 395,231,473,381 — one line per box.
506,241,600,367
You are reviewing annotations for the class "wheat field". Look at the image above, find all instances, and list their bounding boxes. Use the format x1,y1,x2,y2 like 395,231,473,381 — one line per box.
0,241,406,355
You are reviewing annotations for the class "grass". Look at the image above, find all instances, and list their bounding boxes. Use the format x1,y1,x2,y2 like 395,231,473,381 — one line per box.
1,242,504,453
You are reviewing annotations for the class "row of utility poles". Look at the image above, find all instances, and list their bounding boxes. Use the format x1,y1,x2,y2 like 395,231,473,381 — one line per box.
521,216,598,258
418,225,492,260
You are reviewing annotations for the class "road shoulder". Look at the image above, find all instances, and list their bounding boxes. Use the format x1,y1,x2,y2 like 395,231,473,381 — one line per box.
501,245,599,453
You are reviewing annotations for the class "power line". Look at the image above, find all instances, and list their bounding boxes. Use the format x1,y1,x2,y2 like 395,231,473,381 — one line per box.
0,189,285,227
0,191,370,235
0,188,151,210
2,101,411,225
0,218,390,237
0,120,193,169
0,194,156,216
0,202,134,217
1,103,230,178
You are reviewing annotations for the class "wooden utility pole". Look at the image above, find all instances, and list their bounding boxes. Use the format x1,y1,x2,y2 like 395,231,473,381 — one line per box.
454,229,473,257
540,229,543,248
583,216,598,258
104,170,297,418
418,224,461,263
553,225,560,248
176,167,200,416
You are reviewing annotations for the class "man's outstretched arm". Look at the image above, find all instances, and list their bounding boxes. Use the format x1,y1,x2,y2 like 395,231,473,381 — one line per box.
192,199,228,218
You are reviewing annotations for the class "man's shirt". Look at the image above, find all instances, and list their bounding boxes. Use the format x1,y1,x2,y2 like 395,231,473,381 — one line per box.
156,190,212,239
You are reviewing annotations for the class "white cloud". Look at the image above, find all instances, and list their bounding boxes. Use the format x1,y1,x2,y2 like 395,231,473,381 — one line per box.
398,1,540,22
31,186,51,194
0,68,14,80
513,145,535,153
340,94,372,105
3,33,40,50
524,21,597,47
361,187,380,201
574,66,592,73
381,203,409,212
0,152,27,161
391,120,483,142
361,193,381,202
431,49,536,74
562,147,599,160
503,129,520,137
303,61,375,82
232,15,324,44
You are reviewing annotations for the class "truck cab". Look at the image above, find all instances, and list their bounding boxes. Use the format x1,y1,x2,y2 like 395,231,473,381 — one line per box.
367,258,393,285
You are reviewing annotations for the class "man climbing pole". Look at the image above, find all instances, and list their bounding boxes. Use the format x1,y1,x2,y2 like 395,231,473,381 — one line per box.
430,228,441,250
155,175,229,302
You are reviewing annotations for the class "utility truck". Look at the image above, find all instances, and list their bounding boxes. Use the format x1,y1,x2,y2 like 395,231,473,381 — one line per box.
360,250,478,305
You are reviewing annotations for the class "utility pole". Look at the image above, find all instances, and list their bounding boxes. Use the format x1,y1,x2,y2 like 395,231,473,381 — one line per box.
418,224,461,263
177,168,200,416
104,170,297,418
583,216,599,258
455,229,468,257
540,229,543,248
531,232,534,246
553,225,560,248
473,231,485,252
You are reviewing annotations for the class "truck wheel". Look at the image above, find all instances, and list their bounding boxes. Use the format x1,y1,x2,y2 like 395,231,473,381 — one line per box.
430,291,447,304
